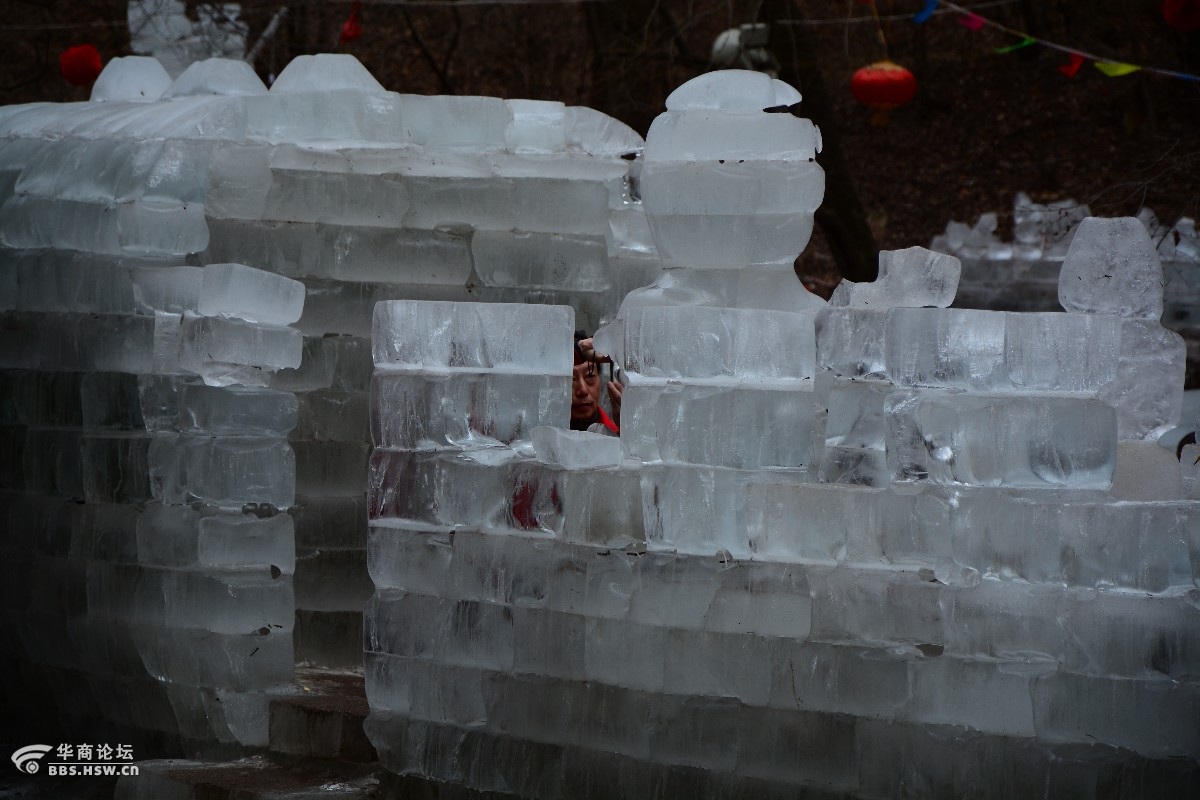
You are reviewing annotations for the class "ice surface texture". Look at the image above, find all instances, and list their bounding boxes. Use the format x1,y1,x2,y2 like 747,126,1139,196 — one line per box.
373,300,572,372
1058,216,1165,319
5,51,1199,788
640,71,824,267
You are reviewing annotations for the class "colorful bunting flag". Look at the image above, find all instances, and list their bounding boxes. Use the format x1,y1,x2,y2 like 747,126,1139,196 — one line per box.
1058,52,1086,78
1093,61,1142,77
994,37,1036,54
958,13,985,31
914,0,938,24
924,0,1198,82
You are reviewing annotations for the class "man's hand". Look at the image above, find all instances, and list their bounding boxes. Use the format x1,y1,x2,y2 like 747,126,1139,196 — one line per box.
607,378,623,424
576,337,610,364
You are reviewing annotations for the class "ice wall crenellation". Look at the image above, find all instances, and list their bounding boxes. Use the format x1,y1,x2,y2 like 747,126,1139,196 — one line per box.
0,52,651,753
362,72,1199,796
1,56,1197,796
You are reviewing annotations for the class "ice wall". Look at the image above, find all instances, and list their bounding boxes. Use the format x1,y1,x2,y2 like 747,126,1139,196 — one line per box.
363,72,1200,796
0,52,647,752
932,195,1200,389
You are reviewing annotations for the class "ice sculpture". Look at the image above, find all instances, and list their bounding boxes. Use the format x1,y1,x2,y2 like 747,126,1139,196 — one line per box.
362,71,1200,796
0,53,647,755
1,52,1197,796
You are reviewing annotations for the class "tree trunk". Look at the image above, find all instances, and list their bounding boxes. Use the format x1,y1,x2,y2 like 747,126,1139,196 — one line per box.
763,0,878,282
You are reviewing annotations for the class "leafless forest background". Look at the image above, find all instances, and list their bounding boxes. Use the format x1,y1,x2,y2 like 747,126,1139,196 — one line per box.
2,0,1198,291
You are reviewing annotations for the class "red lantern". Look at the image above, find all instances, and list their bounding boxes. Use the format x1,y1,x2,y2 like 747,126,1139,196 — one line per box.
850,60,917,126
339,2,363,45
1162,0,1200,31
60,44,103,87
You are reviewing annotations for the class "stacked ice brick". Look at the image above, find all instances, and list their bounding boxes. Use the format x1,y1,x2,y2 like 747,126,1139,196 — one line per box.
592,71,828,559
1,47,650,754
192,52,648,665
363,71,1199,796
0,57,299,750
933,194,1200,378
364,299,578,773
201,53,652,339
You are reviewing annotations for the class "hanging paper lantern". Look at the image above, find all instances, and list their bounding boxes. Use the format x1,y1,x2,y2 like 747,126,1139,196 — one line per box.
339,3,363,45
851,60,917,125
1163,0,1200,31
60,44,103,87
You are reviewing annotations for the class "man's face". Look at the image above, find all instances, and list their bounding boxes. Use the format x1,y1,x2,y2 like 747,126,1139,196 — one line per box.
571,361,601,422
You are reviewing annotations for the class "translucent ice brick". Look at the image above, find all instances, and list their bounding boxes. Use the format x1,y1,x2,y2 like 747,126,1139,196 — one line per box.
178,383,299,436
1058,216,1165,319
1100,319,1186,440
370,371,568,448
829,247,961,310
178,313,303,385
532,427,621,469
269,54,386,94
371,300,572,373
886,390,1117,489
622,305,814,383
164,58,267,98
622,383,817,470
198,263,305,325
131,266,203,314
90,56,173,103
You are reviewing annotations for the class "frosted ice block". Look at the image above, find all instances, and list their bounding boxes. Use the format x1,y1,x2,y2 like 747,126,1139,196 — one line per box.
164,58,267,98
1059,216,1165,319
885,308,1121,392
178,383,298,436
8,250,145,314
622,383,817,470
0,311,156,373
645,210,816,269
563,106,644,155
369,447,518,525
90,56,173,103
397,94,511,150
372,300,572,372
202,218,473,285
136,503,296,572
198,263,305,325
295,389,369,441
815,307,888,379
638,464,758,556
131,266,203,314
370,371,568,448
622,305,815,383
178,313,303,384
505,99,566,153
828,247,961,310
469,231,609,291
1099,319,1186,440
532,427,621,469
639,160,824,217
270,54,386,93
887,390,1117,488
149,434,296,509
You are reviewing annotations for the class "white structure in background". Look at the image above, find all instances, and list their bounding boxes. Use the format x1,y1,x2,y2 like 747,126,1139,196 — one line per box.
129,0,248,78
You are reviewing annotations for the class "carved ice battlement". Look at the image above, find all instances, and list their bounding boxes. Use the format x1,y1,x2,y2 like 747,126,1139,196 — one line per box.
0,56,1196,797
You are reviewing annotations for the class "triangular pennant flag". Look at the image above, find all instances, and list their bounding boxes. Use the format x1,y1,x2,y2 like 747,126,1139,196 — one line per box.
1058,52,1086,78
914,0,938,24
1094,61,1141,77
959,13,985,31
994,36,1036,54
